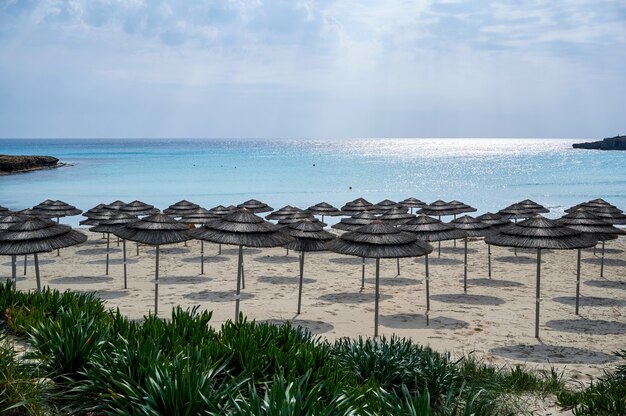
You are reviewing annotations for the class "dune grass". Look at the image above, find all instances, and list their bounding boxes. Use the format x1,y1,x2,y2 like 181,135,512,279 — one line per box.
0,279,621,415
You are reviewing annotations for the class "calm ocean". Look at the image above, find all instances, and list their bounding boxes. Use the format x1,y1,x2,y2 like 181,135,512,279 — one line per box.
1,138,624,226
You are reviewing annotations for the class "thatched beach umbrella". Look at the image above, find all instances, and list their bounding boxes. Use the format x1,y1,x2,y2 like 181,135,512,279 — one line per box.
378,207,415,225
332,211,380,287
564,203,626,276
0,217,86,292
107,200,128,210
276,212,323,228
179,207,218,274
558,209,626,312
399,215,467,322
306,202,342,223
113,214,194,315
163,200,200,218
419,200,459,218
341,198,373,215
399,197,425,214
476,213,511,277
120,200,160,217
89,213,138,287
485,216,597,338
0,206,11,216
400,214,467,257
209,205,235,217
282,219,334,314
192,208,293,319
266,205,304,221
450,215,493,293
498,200,548,220
237,199,273,214
327,221,433,336
373,199,409,214
1,214,31,276
32,200,82,222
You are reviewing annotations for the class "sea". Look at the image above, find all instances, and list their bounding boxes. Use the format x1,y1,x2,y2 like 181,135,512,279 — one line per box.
1,138,624,227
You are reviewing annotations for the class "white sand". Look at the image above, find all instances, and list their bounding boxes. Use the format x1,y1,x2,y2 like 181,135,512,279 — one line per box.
5,232,625,384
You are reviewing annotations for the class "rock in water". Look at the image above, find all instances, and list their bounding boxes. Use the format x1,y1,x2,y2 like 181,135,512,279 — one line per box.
0,155,61,174
573,135,626,150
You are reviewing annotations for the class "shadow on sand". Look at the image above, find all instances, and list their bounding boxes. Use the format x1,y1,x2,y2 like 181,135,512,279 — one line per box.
545,319,626,335
184,290,255,302
431,293,505,306
380,313,469,330
490,344,618,364
318,292,393,304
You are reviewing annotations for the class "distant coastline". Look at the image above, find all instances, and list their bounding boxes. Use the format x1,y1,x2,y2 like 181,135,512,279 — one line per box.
0,155,65,175
572,135,626,150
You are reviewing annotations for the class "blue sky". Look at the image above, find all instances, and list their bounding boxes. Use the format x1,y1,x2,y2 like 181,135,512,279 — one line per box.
0,0,624,139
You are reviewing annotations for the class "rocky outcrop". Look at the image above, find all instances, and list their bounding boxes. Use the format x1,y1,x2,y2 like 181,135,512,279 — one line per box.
573,135,626,150
0,155,62,174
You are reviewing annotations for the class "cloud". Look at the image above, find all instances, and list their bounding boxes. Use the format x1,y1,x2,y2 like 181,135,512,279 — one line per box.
0,0,624,138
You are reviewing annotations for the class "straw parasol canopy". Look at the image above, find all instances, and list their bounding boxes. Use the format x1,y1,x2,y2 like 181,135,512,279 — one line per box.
373,199,408,214
485,215,597,338
306,202,342,222
565,205,626,225
450,215,494,292
18,208,41,217
377,207,415,225
0,217,86,292
448,200,477,215
265,205,304,220
565,198,622,214
558,209,626,284
107,200,128,210
89,212,138,287
418,200,464,218
32,200,82,221
332,211,379,232
120,200,160,217
237,199,273,213
327,221,433,336
498,200,549,220
163,200,200,217
281,219,335,314
79,205,118,226
208,205,235,217
0,205,11,216
113,213,194,315
399,197,426,213
0,213,29,230
341,197,373,215
192,208,293,319
276,212,324,228
399,214,468,257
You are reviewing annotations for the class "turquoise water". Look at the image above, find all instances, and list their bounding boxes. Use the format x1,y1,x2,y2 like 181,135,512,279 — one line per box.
1,138,624,226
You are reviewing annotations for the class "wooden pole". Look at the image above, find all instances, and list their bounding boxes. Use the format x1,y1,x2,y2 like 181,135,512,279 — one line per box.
374,258,380,338
200,240,204,275
235,245,243,320
123,240,127,289
488,244,492,278
463,237,468,293
361,257,365,289
297,251,305,314
575,249,581,315
535,249,541,339
600,241,605,277
425,254,430,326
105,233,110,275
34,253,41,293
11,255,17,290
154,246,159,316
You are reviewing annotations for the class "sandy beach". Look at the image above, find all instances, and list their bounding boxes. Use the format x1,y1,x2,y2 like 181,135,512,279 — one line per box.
4,231,625,385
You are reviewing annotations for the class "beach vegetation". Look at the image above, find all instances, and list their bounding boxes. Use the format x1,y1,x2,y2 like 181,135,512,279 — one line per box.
0,280,620,415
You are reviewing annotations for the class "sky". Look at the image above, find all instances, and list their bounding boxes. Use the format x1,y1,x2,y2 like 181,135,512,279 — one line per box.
0,0,625,139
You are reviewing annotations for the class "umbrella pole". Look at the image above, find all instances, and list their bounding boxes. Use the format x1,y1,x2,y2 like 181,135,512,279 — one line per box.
453,214,457,247
123,239,127,289
241,259,245,289
105,233,110,275
535,249,541,339
576,248,581,315
361,257,365,289
297,251,305,314
438,241,441,258
23,254,28,275
34,253,41,293
374,258,380,338
200,240,204,275
235,245,243,320
463,237,468,293
286,248,289,256
117,236,120,247
600,241,605,278
218,243,222,255
488,244,492,278
396,258,400,276
136,242,139,256
11,255,17,290
425,254,430,326
154,246,159,316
